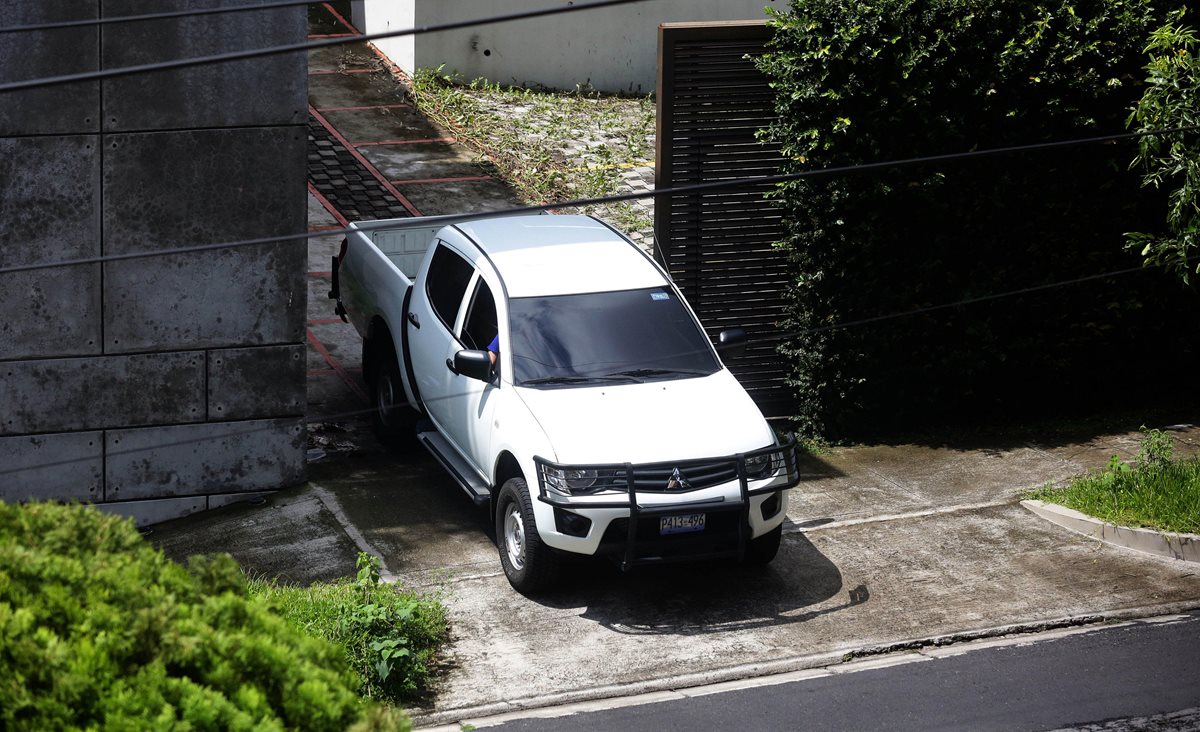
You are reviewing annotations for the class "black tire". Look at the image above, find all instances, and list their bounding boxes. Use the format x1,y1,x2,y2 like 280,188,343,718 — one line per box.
744,523,783,566
370,344,416,449
495,478,560,594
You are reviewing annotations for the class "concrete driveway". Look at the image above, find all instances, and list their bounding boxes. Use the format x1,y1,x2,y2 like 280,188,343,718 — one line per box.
150,411,1200,726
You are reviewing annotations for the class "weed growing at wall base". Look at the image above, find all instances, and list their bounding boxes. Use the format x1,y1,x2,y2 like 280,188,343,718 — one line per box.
248,553,447,705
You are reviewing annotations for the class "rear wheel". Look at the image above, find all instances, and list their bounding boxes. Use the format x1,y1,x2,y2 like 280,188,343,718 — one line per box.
371,343,416,449
495,478,560,594
744,523,783,566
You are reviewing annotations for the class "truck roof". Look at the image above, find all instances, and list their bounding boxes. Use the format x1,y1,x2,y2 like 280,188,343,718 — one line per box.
453,215,668,298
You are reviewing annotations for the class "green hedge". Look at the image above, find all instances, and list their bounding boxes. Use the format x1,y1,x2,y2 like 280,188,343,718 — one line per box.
759,1,1200,436
0,501,407,731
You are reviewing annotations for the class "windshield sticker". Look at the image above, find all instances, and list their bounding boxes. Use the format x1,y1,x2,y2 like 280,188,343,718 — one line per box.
651,292,670,301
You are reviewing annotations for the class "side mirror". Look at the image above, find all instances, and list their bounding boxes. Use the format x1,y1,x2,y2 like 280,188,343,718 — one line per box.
452,349,493,382
715,328,748,359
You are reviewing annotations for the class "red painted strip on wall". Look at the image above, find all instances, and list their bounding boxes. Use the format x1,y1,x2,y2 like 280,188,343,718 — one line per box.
307,181,350,227
307,271,332,277
316,103,411,112
308,68,375,76
307,329,368,403
353,137,456,147
322,2,362,35
391,175,494,185
308,224,344,232
309,105,423,217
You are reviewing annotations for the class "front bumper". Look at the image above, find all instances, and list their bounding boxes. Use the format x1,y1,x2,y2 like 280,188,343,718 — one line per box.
533,436,801,569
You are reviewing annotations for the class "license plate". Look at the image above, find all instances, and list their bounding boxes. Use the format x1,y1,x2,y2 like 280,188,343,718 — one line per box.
660,513,705,535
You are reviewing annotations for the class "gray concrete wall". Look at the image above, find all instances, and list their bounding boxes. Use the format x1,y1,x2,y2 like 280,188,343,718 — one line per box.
0,1,308,525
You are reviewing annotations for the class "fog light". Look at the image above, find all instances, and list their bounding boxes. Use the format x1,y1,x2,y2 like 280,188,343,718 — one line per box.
554,507,592,537
760,492,782,520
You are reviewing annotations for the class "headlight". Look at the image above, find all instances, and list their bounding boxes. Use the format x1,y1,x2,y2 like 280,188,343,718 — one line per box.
744,452,775,480
541,466,600,495
564,468,597,491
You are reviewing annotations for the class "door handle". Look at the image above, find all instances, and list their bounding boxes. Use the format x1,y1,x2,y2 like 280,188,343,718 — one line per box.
407,311,420,329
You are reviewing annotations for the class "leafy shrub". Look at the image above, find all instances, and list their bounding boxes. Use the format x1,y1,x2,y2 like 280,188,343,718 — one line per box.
759,0,1200,437
249,553,447,704
0,501,407,731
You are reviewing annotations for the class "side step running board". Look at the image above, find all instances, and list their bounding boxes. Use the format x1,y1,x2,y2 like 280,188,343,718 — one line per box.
415,420,491,508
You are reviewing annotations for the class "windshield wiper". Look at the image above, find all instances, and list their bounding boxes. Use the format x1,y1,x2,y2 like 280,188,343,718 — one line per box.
602,368,710,380
521,375,595,385
522,373,643,386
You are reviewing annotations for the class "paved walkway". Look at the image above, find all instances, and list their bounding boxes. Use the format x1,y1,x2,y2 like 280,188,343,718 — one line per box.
303,2,526,423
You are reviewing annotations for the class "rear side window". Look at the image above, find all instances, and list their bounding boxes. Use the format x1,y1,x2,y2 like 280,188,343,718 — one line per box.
425,243,475,332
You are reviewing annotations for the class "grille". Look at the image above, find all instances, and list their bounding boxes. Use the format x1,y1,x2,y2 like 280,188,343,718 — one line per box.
629,460,738,492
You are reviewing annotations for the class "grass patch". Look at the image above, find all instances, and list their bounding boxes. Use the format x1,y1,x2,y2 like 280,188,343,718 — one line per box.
409,68,655,237
248,553,447,705
1028,429,1200,534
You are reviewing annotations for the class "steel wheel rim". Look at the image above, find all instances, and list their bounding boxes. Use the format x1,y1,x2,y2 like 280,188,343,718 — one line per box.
376,373,396,425
504,503,526,571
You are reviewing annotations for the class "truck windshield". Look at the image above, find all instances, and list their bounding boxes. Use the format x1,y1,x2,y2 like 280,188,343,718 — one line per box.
508,286,721,386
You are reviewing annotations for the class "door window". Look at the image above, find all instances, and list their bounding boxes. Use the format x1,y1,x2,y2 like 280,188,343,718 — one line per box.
460,279,498,352
425,243,475,333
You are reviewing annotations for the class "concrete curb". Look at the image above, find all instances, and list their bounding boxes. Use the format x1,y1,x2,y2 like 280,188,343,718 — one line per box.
409,601,1200,728
1021,499,1200,563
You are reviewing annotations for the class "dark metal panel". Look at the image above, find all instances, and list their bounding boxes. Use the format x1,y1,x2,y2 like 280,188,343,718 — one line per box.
657,21,793,417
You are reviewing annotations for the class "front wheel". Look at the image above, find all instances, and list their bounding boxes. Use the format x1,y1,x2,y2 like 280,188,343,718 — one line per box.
495,478,560,594
743,523,783,566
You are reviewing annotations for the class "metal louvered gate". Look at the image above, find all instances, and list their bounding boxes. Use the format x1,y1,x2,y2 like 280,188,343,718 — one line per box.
655,21,792,417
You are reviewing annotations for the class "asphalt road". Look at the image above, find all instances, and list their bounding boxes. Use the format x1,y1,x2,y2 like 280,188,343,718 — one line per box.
486,613,1200,732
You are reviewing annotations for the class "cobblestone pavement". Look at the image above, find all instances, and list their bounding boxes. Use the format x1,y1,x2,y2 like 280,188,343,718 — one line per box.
308,117,414,221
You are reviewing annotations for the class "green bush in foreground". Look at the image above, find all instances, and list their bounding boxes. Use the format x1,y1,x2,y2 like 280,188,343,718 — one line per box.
0,501,408,731
1030,429,1200,534
249,554,447,704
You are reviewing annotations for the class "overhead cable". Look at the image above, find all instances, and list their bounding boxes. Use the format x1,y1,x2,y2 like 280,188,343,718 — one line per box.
1,123,1196,277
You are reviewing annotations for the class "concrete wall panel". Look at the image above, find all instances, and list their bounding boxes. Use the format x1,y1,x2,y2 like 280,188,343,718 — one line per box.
0,431,103,501
102,128,306,351
365,0,777,92
101,0,306,131
0,2,99,135
0,353,205,436
105,418,305,500
208,345,306,420
0,136,102,360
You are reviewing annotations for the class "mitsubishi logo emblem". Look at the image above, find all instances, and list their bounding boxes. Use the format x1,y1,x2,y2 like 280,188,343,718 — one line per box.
666,467,691,491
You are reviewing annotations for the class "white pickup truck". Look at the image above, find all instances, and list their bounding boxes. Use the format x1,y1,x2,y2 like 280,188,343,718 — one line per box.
330,213,799,593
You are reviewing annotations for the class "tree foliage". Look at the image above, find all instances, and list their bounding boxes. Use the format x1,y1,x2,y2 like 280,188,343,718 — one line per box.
0,501,407,731
1126,15,1200,283
759,0,1200,436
